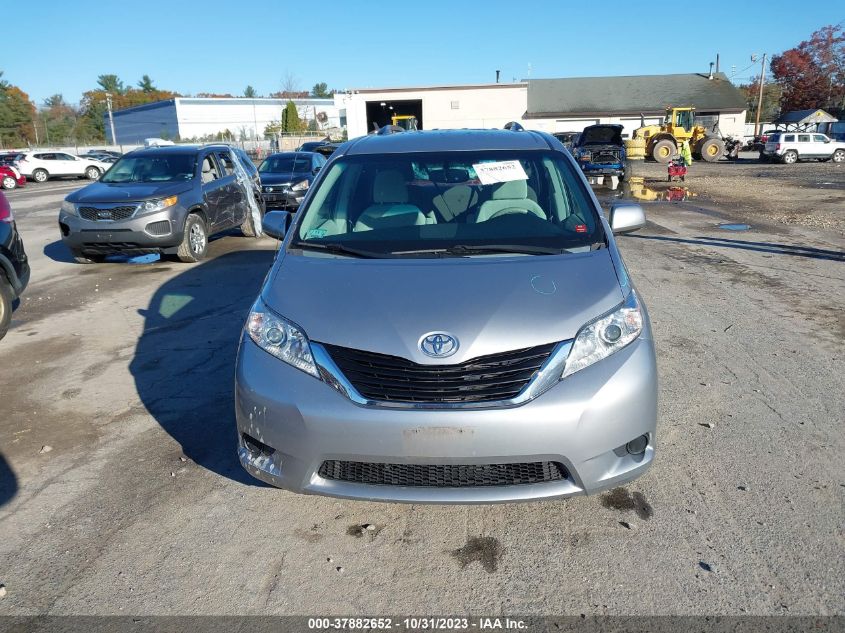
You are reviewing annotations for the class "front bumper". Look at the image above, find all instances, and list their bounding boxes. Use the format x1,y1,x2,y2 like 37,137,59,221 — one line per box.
580,162,625,176
261,189,305,210
59,206,186,255
235,334,658,503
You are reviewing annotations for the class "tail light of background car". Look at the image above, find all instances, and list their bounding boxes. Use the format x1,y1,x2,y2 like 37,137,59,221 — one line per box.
776,144,781,150
0,194,13,223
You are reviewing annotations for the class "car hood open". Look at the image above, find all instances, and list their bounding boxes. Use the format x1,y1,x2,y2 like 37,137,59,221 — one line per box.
68,181,193,203
263,249,624,364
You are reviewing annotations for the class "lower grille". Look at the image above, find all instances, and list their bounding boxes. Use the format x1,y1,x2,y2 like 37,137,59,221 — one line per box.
79,205,137,221
318,460,567,487
145,220,171,236
323,342,557,403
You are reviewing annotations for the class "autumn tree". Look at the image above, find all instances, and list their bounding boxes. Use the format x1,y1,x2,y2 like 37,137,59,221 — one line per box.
0,72,36,146
41,94,79,144
770,24,845,112
739,79,783,122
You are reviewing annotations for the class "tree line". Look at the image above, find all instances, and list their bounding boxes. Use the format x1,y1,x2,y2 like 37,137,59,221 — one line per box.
739,24,844,123
0,72,338,147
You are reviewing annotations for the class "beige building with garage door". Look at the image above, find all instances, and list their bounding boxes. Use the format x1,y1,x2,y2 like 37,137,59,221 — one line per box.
344,72,746,140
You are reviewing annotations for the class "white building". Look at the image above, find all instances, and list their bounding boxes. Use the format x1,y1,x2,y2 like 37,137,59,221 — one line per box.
343,83,527,139
344,73,747,140
108,96,346,144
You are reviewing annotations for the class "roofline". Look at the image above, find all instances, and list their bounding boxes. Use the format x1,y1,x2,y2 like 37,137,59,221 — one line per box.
348,82,528,94
524,107,746,119
527,71,733,82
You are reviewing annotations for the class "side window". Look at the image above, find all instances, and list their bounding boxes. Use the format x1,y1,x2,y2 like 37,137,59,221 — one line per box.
200,155,221,183
216,151,235,176
35,153,53,160
797,134,810,143
783,135,794,142
813,135,826,142
57,153,76,160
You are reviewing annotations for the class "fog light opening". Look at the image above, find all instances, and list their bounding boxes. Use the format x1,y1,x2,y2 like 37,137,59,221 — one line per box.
626,434,649,455
242,433,273,458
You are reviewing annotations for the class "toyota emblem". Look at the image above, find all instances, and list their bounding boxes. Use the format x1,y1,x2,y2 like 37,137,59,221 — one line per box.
419,332,459,358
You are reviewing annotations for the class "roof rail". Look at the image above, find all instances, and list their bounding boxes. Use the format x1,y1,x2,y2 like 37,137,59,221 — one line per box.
503,121,524,131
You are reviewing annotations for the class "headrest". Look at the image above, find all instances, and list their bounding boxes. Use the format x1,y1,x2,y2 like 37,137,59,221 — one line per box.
373,170,408,204
491,179,527,200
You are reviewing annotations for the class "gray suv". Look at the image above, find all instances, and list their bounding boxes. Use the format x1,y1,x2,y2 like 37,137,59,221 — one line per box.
235,128,657,503
59,145,262,263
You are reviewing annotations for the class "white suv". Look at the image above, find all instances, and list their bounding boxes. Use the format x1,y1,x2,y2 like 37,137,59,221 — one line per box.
762,132,845,164
16,151,111,183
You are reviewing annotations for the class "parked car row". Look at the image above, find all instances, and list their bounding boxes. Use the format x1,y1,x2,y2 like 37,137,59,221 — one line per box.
0,150,117,188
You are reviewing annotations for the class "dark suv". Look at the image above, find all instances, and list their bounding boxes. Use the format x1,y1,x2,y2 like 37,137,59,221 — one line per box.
59,145,263,263
0,191,30,340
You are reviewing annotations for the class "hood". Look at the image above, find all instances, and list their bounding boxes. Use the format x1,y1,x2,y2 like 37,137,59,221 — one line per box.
68,181,193,204
577,125,624,147
260,172,311,186
264,250,624,364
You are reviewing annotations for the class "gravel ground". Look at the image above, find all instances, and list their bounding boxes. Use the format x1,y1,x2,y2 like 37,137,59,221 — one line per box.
0,175,842,618
622,152,845,234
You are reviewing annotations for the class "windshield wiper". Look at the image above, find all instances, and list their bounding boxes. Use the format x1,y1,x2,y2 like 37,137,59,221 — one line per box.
289,241,386,259
392,244,566,257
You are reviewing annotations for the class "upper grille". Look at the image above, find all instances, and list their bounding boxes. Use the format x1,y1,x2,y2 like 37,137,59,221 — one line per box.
322,342,557,404
590,150,621,164
318,460,567,487
79,205,137,221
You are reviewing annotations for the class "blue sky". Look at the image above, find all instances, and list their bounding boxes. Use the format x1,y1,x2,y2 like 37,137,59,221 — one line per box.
6,0,841,105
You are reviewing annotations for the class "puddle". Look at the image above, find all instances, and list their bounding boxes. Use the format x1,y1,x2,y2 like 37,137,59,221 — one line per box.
600,487,653,520
597,177,697,202
717,223,751,231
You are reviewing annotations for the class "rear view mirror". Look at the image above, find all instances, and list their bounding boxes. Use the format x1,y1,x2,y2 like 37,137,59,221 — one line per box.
609,203,646,235
262,211,291,240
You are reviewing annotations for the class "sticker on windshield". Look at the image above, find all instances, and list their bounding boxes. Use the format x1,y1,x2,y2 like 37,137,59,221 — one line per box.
305,228,327,239
472,160,528,185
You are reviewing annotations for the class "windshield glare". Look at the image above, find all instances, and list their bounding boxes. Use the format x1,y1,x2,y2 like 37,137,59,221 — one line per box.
259,156,311,174
101,154,195,183
292,151,603,257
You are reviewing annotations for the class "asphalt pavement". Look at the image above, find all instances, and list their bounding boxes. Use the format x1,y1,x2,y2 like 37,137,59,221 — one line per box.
0,177,842,616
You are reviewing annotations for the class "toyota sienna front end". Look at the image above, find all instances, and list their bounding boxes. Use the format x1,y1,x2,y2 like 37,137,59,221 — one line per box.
235,128,657,503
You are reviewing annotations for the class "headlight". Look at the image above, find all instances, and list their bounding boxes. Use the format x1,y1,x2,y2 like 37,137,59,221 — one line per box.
562,291,643,378
246,297,319,378
291,179,309,192
61,200,77,216
140,195,178,214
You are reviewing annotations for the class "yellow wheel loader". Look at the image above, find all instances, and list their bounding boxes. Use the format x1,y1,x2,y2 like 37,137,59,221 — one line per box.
633,107,725,164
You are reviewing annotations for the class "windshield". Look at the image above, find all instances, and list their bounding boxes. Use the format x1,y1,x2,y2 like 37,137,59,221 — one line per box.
259,156,311,174
291,150,603,258
101,154,195,183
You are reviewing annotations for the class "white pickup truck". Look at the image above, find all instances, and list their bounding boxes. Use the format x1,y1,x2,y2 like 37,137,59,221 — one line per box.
762,132,845,164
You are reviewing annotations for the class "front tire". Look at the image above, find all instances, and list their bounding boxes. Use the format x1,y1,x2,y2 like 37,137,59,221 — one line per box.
176,213,208,262
782,150,798,164
85,166,101,180
32,169,48,183
2,176,17,190
0,278,13,341
651,140,675,164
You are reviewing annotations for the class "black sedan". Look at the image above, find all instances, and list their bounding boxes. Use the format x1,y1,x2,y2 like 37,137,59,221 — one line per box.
258,152,326,210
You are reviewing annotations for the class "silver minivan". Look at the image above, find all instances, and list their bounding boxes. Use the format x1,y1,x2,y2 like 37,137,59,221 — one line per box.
235,128,657,503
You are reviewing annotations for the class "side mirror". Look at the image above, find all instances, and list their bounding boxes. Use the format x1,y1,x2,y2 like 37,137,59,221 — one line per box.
262,211,291,240
609,203,646,235
824,138,831,143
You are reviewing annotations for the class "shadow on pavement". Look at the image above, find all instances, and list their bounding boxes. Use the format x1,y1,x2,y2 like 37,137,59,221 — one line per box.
0,453,18,507
628,234,845,262
43,240,75,263
129,249,275,486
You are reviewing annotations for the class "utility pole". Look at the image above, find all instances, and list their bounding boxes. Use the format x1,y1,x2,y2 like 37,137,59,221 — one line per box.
105,92,117,146
753,53,767,138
